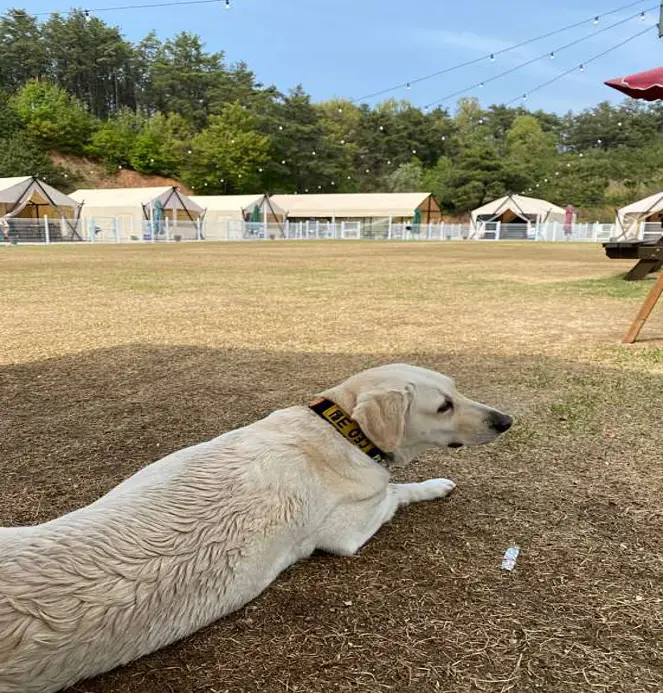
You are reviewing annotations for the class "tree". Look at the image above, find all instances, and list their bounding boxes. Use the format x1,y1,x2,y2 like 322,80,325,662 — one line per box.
0,10,46,93
504,115,556,192
12,80,97,153
387,161,424,191
180,103,269,193
0,131,70,189
423,156,455,209
86,108,146,168
42,11,136,117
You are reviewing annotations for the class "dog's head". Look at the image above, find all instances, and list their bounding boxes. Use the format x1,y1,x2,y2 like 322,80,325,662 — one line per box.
326,364,512,466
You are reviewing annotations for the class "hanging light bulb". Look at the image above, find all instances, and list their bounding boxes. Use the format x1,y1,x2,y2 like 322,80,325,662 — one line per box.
312,150,316,156
337,107,343,113
441,135,446,140
579,64,585,72
617,121,623,127
478,118,484,124
258,167,263,172
347,175,351,180
379,125,384,131
340,139,345,145
278,125,283,130
317,185,322,189
579,153,584,157
331,181,335,186
406,82,411,90
224,0,230,8
489,54,495,61
387,159,392,165
566,163,571,167
549,52,555,59
281,159,286,165
479,82,484,88
522,93,528,101
597,139,602,144
593,16,599,24
640,11,646,20
544,178,548,183
365,168,370,173
412,149,417,154
305,188,309,192
555,171,560,176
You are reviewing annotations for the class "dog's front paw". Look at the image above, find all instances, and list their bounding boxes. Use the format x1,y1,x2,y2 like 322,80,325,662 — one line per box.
420,477,456,500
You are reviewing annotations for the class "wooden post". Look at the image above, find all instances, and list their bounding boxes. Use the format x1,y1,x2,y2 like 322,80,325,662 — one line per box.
623,273,663,344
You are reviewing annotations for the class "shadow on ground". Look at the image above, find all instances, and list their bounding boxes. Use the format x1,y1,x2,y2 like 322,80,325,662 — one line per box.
2,346,662,693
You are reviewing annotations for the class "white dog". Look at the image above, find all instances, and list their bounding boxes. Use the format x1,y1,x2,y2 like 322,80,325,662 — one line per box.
0,364,512,693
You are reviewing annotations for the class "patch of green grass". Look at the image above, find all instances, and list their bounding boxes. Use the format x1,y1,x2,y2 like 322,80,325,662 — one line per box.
556,275,653,299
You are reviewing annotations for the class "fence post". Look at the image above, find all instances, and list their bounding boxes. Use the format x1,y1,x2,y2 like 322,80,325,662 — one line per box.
388,216,392,240
341,221,345,239
89,217,95,243
196,219,202,241
114,217,120,243
165,217,170,242
43,216,50,244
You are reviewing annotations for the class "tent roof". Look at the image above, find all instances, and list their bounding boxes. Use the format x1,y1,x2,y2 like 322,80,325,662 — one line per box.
617,191,663,217
271,192,433,218
189,194,280,212
71,186,203,213
0,176,80,210
471,194,566,221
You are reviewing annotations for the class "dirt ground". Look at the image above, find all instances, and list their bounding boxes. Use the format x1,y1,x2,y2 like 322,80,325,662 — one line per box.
1,242,662,692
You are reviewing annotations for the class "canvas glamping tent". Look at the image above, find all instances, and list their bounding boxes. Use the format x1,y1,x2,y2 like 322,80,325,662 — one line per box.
0,176,83,242
470,194,566,239
616,192,663,241
70,186,204,241
271,192,440,222
189,194,286,240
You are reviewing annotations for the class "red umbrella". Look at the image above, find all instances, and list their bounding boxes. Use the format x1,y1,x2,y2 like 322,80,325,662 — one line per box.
605,66,663,101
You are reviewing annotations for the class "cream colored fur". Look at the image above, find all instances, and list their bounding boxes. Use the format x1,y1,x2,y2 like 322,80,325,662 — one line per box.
0,364,511,693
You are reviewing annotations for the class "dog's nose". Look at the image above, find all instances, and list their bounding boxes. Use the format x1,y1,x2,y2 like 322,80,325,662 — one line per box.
490,412,513,433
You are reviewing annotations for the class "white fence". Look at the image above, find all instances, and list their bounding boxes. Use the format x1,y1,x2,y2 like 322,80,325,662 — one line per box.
2,216,662,245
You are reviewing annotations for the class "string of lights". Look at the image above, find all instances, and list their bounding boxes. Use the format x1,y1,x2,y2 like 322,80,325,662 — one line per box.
32,0,221,17
504,24,655,107
351,0,651,104
421,5,656,109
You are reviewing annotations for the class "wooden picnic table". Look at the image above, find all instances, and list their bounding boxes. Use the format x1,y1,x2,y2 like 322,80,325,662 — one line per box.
602,238,663,280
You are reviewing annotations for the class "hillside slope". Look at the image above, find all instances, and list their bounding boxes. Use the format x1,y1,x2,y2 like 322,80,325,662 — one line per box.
50,152,192,193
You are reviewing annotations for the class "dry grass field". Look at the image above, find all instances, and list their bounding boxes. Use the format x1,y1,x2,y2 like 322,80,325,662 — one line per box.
1,241,662,693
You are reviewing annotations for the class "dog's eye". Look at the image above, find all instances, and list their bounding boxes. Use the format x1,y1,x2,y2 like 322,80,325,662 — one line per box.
437,399,453,414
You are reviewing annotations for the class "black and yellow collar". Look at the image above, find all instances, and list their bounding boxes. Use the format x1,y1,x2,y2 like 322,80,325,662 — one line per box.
308,397,387,464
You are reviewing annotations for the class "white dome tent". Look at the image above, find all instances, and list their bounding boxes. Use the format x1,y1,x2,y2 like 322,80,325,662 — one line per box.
0,176,83,242
470,194,567,240
616,192,663,241
189,194,286,240
70,187,204,241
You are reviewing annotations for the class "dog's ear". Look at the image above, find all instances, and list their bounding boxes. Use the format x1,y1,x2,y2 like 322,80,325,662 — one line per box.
352,387,411,452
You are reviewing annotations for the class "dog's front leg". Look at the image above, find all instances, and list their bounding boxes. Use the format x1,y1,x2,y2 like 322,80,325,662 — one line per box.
317,479,455,556
391,478,456,506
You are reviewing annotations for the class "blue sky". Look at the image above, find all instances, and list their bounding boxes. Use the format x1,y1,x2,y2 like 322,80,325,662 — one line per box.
24,0,663,113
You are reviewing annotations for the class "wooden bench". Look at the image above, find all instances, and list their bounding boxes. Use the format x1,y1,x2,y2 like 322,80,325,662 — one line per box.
602,238,663,280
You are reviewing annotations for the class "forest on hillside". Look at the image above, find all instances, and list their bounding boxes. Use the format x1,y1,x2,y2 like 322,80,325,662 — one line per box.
2,8,663,217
